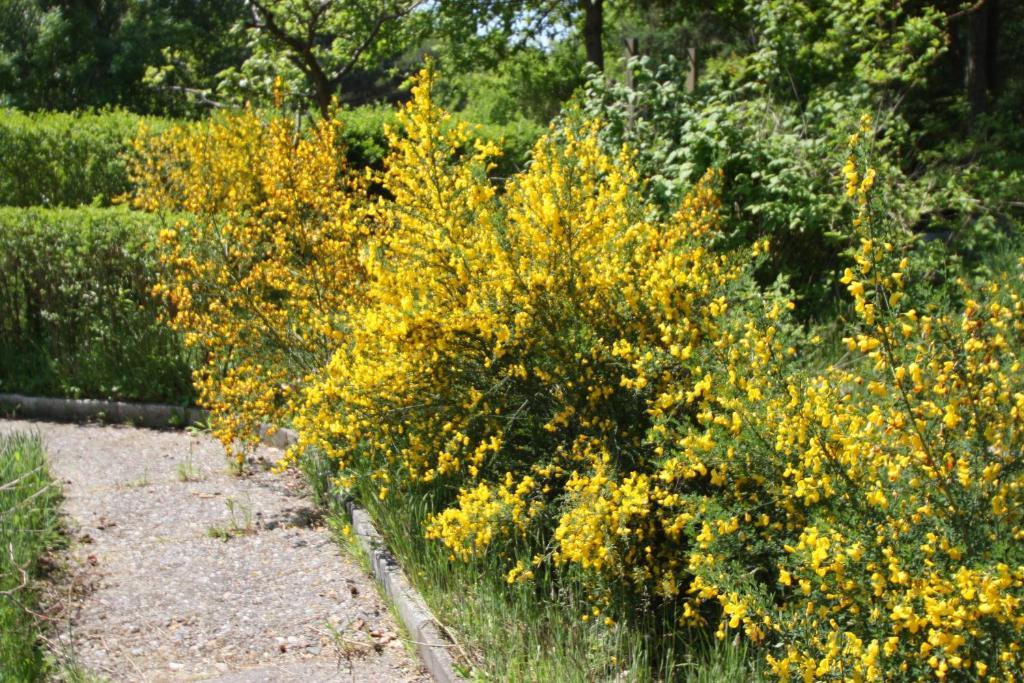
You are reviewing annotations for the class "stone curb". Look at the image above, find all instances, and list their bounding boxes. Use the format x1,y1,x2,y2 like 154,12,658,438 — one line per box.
0,395,464,682
346,502,464,683
0,393,207,429
259,428,465,683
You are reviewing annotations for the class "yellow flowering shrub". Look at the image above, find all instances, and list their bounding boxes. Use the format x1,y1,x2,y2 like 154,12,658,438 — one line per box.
130,103,368,464
671,120,1024,680
135,69,1024,679
291,70,770,609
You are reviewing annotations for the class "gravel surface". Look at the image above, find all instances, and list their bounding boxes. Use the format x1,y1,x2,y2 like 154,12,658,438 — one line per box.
0,419,428,683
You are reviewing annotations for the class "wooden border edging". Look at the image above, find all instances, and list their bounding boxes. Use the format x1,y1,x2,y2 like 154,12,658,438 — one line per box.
0,393,207,429
0,396,464,682
255,428,465,682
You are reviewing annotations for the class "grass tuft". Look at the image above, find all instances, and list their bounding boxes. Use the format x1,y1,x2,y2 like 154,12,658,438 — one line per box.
298,448,762,682
0,431,64,682
176,454,202,483
206,496,254,540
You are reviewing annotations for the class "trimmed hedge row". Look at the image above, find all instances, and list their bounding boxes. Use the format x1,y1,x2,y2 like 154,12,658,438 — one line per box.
0,109,172,208
0,106,541,210
0,206,195,403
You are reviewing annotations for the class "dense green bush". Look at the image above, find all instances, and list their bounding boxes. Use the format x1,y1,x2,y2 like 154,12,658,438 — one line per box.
0,432,62,682
0,207,195,403
435,43,586,127
0,109,169,207
577,58,850,315
576,1,1024,320
336,104,396,170
337,102,541,177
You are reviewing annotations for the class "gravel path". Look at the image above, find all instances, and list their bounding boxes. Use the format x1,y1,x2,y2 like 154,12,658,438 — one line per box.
0,419,428,683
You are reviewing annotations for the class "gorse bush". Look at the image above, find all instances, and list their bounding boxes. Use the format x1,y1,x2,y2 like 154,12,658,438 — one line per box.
0,207,194,402
0,109,169,207
129,101,369,463
295,77,768,597
675,123,1024,680
134,69,1024,680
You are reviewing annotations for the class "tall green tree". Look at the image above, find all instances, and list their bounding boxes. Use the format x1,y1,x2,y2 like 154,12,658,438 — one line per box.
433,0,612,71
0,0,246,115
432,0,731,77
234,0,427,115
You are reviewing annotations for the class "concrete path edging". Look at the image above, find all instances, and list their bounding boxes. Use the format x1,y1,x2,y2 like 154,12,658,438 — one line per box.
0,394,465,682
0,393,207,429
346,502,464,683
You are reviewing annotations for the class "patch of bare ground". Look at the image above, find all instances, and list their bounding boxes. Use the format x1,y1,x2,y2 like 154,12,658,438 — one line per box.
0,419,428,683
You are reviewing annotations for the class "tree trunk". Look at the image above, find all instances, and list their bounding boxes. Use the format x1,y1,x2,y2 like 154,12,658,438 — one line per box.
309,67,333,118
965,0,995,123
581,0,604,70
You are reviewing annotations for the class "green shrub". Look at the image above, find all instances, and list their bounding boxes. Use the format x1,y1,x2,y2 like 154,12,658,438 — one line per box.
336,103,541,177
0,432,62,682
434,43,586,127
474,116,544,179
577,16,1024,321
575,58,871,318
0,206,195,403
335,104,396,170
0,109,170,207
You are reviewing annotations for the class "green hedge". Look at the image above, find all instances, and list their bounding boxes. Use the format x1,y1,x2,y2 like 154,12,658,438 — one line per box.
0,207,195,403
0,109,169,208
336,104,395,170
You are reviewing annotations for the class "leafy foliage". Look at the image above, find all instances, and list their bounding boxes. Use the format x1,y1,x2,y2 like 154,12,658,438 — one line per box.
0,108,169,207
577,0,1024,317
577,56,850,312
0,207,194,402
435,42,586,127
335,104,397,169
336,102,541,176
220,0,428,114
0,0,246,116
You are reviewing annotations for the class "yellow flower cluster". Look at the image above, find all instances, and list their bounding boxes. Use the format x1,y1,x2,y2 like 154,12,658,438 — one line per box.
288,70,754,610
130,106,367,465
135,72,1024,679
675,128,1024,680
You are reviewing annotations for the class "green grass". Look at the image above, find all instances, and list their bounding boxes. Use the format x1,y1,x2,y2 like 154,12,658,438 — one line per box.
206,496,255,540
176,455,203,483
0,431,63,682
300,449,762,682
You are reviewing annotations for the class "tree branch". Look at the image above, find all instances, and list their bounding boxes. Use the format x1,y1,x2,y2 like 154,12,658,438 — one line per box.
947,0,987,21
246,0,424,115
